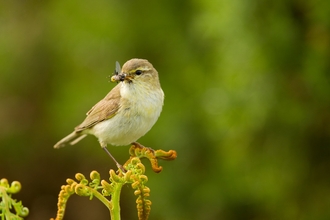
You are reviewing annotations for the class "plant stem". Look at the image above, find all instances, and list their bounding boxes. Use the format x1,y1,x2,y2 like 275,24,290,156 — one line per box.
89,189,111,211
109,182,123,220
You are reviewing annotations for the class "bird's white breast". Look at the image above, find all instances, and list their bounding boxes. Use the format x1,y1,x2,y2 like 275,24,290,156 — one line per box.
91,81,164,146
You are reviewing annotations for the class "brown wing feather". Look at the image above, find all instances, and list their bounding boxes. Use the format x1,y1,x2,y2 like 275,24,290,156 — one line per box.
75,84,121,131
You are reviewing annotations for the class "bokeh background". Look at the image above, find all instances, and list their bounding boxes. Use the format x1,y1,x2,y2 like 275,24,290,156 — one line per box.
1,0,330,219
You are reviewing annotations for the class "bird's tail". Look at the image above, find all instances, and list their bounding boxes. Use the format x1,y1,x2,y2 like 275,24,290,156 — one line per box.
54,131,87,149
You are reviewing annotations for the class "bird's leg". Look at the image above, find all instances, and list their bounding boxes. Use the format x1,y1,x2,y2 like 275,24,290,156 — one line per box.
102,147,126,173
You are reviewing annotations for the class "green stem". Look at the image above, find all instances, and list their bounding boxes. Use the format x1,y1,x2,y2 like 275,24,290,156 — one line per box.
88,188,111,210
109,182,123,220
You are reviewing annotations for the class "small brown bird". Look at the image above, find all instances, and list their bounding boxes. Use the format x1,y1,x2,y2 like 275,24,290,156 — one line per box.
54,58,164,169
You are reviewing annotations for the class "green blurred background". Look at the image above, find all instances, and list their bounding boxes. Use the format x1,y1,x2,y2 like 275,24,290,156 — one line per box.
1,0,330,219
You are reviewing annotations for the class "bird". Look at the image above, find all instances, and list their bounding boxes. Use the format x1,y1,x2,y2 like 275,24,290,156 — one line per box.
54,58,164,170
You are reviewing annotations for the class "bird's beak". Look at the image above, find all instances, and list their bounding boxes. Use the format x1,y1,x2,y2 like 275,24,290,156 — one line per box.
111,73,128,82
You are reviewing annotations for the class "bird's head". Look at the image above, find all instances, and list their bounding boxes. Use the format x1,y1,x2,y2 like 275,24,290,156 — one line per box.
111,59,160,87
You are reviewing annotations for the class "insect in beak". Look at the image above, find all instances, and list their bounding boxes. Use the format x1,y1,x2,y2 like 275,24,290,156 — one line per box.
110,61,122,82
115,61,121,75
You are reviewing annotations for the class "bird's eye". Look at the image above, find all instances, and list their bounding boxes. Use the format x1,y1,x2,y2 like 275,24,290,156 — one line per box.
135,70,142,75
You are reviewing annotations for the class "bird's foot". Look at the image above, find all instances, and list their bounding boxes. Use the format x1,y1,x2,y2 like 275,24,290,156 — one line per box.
131,142,155,154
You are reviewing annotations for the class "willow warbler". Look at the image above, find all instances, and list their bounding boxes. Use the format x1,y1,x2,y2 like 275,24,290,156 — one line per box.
54,58,164,169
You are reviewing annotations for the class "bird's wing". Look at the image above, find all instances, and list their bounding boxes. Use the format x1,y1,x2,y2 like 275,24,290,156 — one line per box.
75,84,121,131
